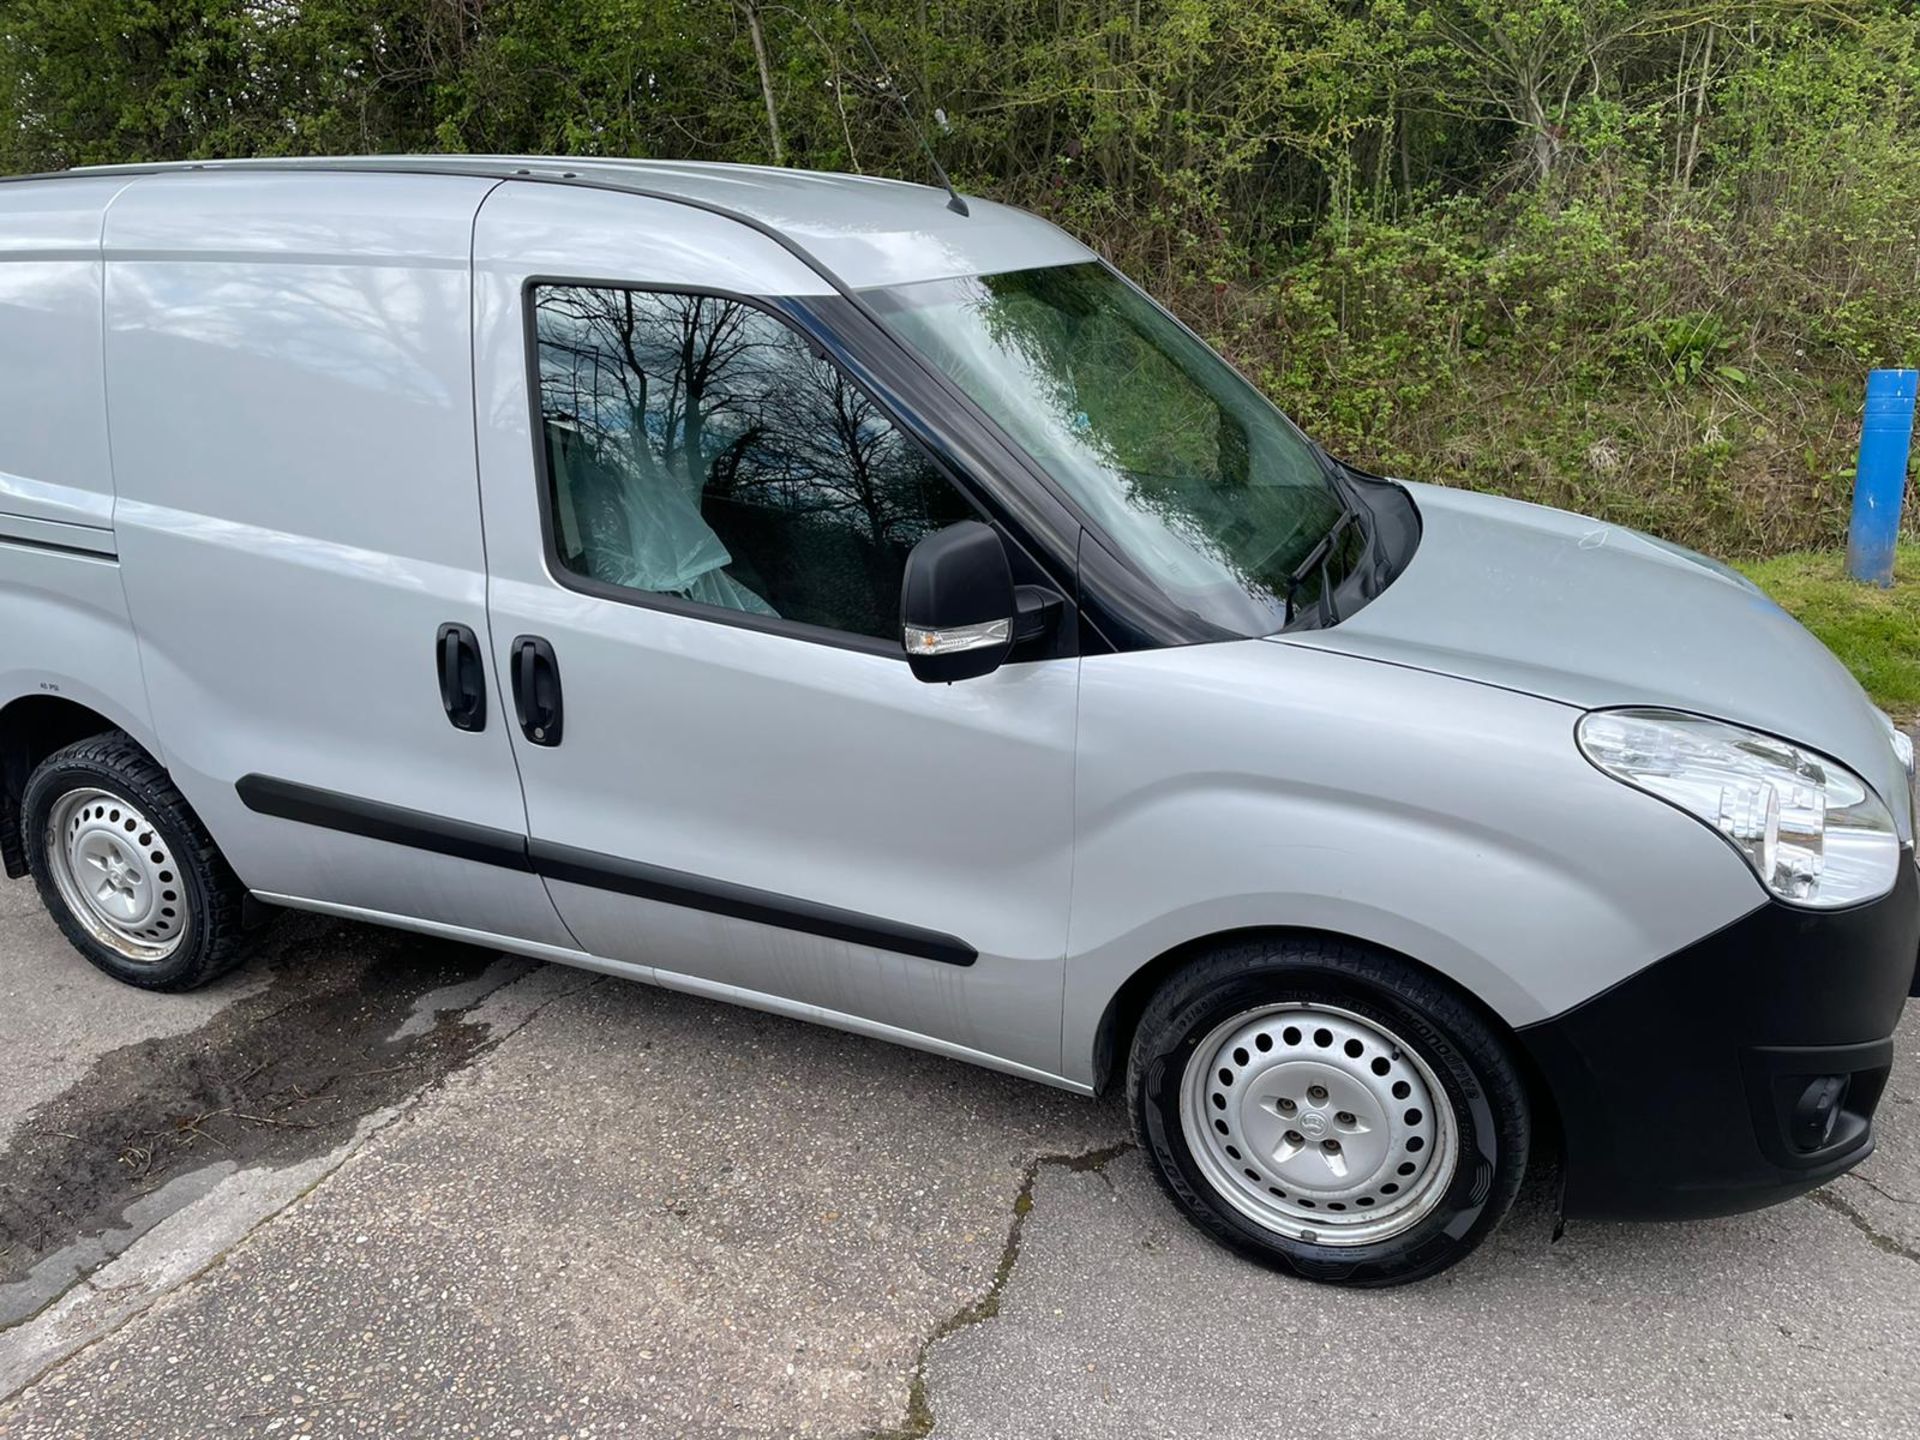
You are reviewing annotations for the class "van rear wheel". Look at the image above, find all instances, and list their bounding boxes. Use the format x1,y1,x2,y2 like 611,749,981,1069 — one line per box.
22,731,250,992
1127,936,1529,1286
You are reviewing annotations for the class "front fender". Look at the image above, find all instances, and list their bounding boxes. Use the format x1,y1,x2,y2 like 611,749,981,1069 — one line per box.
1061,641,1764,1089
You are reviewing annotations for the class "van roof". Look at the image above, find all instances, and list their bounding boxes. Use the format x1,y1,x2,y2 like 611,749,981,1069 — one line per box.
29,154,1097,290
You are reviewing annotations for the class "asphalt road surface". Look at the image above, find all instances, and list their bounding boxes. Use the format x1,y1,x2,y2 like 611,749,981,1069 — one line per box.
0,867,1916,1439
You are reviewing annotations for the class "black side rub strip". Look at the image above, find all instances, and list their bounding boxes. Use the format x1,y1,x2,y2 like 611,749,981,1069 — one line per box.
237,775,534,871
527,838,975,968
235,775,976,968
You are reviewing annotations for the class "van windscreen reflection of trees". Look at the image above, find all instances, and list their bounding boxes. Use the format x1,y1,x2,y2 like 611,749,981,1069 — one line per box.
534,285,969,642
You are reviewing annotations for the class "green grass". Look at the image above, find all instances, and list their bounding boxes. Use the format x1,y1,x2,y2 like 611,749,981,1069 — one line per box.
1737,543,1920,717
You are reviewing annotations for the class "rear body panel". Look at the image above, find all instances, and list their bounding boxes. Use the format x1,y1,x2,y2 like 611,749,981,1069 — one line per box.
0,176,126,535
0,176,159,876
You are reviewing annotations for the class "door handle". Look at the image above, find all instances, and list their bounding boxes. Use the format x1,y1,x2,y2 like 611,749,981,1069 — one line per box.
435,623,487,732
510,635,563,746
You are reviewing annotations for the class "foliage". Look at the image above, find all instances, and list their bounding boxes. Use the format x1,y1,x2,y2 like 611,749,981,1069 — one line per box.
1738,545,1920,714
2,1,1917,558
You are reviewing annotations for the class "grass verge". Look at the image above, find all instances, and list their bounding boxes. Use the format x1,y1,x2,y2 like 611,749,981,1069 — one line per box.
1737,543,1920,717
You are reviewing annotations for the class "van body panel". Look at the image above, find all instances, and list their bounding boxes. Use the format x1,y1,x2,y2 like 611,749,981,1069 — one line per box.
511,605,1080,1074
1059,638,1768,1085
470,182,1079,1075
0,472,114,534
0,546,158,755
0,174,156,762
0,176,127,535
99,171,573,947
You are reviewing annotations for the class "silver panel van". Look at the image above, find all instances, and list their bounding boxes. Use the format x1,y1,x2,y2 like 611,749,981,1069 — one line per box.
1,157,1913,1285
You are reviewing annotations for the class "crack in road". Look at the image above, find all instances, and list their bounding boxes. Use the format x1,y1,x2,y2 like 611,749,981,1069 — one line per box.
869,1160,1920,1438
869,1141,1134,1440
1841,1170,1917,1207
1809,1186,1920,1266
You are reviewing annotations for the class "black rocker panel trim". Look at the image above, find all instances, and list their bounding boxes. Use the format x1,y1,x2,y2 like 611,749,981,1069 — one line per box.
235,775,975,968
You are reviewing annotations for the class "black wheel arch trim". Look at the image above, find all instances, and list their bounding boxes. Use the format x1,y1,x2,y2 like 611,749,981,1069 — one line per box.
234,774,976,968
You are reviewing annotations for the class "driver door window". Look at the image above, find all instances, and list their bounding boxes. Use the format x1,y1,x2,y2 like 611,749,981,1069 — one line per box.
531,284,972,643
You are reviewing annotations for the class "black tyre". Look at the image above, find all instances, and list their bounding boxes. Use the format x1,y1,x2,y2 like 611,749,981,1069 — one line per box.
22,730,250,992
1127,935,1529,1286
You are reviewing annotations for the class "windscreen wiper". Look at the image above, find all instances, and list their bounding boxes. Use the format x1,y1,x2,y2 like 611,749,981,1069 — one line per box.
1282,505,1359,626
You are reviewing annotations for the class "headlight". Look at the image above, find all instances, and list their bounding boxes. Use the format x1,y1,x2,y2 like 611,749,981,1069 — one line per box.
1577,708,1899,909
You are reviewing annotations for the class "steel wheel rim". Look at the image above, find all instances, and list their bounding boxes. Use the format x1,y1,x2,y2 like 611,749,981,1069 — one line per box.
1179,1001,1459,1247
44,788,189,964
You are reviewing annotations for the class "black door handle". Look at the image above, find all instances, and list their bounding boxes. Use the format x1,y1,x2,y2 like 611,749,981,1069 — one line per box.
510,635,563,746
435,623,487,732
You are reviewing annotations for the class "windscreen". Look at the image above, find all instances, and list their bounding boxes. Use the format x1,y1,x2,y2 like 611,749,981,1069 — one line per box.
866,262,1349,634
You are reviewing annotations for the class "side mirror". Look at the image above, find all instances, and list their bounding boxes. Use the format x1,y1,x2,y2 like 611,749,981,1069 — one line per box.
900,520,1016,683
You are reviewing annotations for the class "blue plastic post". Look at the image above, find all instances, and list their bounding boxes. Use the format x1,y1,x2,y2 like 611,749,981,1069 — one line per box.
1846,368,1918,588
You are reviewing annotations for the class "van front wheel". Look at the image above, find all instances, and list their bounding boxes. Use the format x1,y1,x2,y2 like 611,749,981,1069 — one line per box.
22,731,250,992
1127,937,1529,1287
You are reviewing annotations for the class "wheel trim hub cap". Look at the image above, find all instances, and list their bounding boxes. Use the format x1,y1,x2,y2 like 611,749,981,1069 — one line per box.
1180,1003,1460,1247
46,789,189,963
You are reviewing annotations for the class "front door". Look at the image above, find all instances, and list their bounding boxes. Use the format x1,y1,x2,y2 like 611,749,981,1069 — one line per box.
471,185,1078,1081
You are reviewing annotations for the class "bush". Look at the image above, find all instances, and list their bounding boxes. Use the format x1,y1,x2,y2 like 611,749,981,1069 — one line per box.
2,0,1915,559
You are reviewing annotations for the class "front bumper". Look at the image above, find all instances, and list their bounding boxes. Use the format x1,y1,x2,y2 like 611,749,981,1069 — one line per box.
1520,855,1919,1221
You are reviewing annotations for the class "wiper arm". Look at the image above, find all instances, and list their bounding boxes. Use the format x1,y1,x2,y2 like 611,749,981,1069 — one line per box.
1282,505,1359,626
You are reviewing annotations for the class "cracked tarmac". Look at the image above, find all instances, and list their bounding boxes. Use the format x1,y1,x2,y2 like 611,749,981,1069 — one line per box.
1,871,1918,1438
